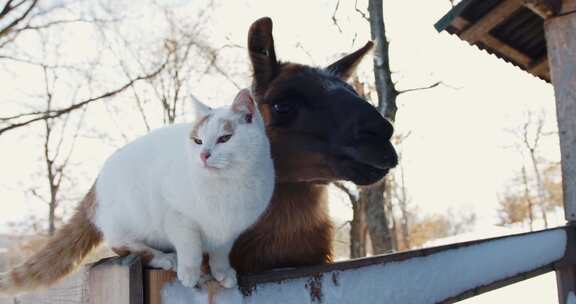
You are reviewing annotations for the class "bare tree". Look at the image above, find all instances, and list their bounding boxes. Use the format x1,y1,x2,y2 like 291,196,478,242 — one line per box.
330,0,443,256
542,162,563,210
0,1,172,238
358,0,441,255
520,165,535,230
0,61,167,136
0,0,40,48
0,0,115,51
333,181,367,258
94,1,241,129
35,66,88,235
498,161,563,229
389,133,411,249
520,112,548,228
498,112,560,229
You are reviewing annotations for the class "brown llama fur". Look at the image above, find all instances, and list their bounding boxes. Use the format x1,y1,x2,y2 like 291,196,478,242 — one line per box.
0,186,102,293
231,183,333,273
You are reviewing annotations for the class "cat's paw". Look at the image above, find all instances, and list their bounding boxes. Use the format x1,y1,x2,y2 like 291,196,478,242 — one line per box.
177,264,201,288
149,252,177,271
212,267,237,288
198,272,215,286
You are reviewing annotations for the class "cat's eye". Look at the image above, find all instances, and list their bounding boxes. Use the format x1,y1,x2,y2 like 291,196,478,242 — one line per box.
217,135,232,144
193,138,202,145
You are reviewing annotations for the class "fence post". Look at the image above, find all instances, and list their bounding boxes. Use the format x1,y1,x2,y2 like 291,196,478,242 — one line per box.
88,255,144,304
544,1,576,302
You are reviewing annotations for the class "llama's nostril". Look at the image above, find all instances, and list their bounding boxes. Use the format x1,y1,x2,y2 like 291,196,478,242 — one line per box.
355,119,394,141
357,129,379,139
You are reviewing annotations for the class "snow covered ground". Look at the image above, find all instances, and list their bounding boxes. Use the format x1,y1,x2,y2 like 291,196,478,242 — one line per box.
162,228,566,304
459,272,558,304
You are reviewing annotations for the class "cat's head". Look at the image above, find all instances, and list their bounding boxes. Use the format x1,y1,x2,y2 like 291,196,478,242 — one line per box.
188,89,268,171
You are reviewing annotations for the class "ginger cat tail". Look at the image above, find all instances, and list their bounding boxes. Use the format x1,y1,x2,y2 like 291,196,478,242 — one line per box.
0,185,102,294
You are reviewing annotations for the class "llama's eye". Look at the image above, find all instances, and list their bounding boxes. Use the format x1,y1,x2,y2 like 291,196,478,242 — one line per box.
217,135,232,144
193,138,202,145
272,102,295,115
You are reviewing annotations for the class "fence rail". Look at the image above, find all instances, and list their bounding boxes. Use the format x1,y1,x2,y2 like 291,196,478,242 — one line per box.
4,225,571,304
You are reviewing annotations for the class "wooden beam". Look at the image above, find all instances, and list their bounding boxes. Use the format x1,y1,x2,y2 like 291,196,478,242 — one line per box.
545,11,576,304
557,266,576,304
460,0,524,43
480,34,533,67
545,10,576,223
525,0,562,18
561,0,576,14
145,269,176,304
451,16,470,32
528,56,551,80
555,225,576,304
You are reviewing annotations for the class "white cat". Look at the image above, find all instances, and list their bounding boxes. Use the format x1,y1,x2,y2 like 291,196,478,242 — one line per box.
94,88,274,288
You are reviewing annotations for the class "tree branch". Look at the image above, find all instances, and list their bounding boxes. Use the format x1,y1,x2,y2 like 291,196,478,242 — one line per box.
331,0,343,34
355,0,370,22
397,81,442,95
0,54,84,71
13,17,114,33
0,60,167,136
0,0,17,19
333,181,359,205
0,0,38,38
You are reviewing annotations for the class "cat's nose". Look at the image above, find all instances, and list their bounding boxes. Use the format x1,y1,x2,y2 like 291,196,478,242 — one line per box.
200,151,211,163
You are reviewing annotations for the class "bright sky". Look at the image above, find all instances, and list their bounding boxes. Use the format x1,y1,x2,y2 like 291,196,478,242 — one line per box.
0,0,564,301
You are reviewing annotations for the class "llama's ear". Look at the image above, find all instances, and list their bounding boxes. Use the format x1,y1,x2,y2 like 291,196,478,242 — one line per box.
191,94,211,119
232,89,256,124
248,17,280,99
325,41,373,80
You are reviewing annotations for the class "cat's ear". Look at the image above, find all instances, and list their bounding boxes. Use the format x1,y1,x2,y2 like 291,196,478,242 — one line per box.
232,88,256,124
191,94,211,119
325,41,373,80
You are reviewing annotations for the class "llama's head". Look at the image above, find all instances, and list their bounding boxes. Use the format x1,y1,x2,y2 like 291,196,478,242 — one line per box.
248,17,397,185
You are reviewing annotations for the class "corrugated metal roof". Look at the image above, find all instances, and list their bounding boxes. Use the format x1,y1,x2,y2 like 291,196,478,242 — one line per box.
435,0,551,82
490,7,547,59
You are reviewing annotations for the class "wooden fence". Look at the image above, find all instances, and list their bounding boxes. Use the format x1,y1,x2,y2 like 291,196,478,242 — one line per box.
2,225,573,303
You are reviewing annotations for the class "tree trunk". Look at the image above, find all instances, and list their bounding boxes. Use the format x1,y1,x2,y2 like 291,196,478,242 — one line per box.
528,148,548,228
398,164,410,249
350,200,367,258
360,179,394,254
521,166,534,231
359,0,399,255
368,0,399,121
48,196,56,236
44,117,57,236
384,178,398,250
541,208,549,228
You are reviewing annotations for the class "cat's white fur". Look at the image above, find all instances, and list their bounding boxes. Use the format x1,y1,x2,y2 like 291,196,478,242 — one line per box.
93,89,274,288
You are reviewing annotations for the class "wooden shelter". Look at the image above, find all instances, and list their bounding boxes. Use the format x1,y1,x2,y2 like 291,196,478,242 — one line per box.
436,0,576,302
4,1,576,303
435,0,565,82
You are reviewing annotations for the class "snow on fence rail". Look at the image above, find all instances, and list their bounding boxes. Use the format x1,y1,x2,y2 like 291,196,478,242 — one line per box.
4,226,572,304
